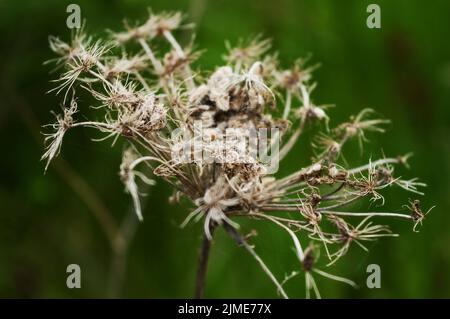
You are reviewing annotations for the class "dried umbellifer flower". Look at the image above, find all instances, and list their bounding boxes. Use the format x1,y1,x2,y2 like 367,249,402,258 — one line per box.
42,10,434,298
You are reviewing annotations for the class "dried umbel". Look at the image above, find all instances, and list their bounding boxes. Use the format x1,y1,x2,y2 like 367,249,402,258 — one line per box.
42,11,433,298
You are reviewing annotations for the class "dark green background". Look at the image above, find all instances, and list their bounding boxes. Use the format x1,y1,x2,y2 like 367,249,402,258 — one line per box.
1,0,449,298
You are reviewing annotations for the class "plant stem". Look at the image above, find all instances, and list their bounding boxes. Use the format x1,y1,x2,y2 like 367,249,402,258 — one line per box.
223,222,289,299
194,223,216,298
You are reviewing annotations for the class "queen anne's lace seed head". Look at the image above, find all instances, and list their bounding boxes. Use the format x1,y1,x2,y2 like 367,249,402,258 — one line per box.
43,10,432,299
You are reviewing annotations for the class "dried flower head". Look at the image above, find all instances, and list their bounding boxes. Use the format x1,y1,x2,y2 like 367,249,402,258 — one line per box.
42,10,432,298
41,97,78,171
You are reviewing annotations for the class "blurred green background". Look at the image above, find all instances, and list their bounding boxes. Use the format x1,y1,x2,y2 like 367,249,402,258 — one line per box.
1,0,449,298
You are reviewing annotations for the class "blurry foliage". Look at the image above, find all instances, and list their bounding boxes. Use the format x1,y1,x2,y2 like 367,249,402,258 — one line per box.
0,0,449,298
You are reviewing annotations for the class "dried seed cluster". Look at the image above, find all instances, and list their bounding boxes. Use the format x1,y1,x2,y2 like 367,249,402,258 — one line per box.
42,11,432,298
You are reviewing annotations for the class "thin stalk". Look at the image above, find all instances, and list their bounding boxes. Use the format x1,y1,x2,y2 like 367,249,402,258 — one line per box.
347,157,402,175
320,211,412,219
194,223,216,298
223,222,289,299
139,39,164,75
